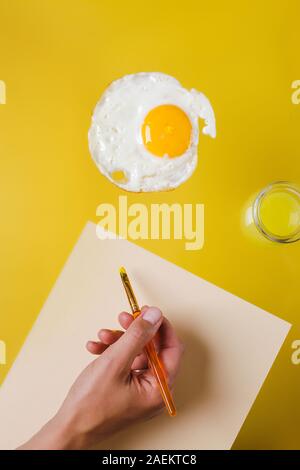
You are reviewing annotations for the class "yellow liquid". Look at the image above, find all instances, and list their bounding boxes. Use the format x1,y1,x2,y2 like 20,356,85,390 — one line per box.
259,189,300,238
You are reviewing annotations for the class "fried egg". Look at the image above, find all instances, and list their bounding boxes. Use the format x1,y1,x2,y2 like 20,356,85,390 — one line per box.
88,72,216,192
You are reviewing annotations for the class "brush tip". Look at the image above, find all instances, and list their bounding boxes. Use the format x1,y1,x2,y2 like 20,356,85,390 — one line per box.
119,266,126,275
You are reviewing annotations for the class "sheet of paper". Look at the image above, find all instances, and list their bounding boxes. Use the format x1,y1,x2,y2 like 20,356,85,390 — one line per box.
0,222,291,449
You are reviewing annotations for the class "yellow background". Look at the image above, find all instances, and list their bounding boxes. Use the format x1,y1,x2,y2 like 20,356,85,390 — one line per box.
0,0,299,449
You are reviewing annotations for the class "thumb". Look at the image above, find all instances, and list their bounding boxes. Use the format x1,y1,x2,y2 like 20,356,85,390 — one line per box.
109,306,163,373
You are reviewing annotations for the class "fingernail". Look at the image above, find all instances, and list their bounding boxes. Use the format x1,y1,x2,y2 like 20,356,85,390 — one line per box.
142,307,162,325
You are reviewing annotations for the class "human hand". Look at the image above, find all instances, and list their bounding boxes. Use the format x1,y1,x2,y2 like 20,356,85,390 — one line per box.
20,306,184,450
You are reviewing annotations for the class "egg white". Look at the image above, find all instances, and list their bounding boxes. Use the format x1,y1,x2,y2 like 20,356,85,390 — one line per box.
88,72,216,192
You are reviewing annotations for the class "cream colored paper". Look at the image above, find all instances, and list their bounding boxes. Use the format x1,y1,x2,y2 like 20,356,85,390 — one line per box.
0,222,291,449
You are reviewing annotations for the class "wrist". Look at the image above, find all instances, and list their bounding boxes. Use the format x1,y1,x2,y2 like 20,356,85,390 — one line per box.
48,411,88,450
18,411,88,450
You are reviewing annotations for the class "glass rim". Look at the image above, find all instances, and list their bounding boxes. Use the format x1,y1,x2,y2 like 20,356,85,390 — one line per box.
252,181,300,243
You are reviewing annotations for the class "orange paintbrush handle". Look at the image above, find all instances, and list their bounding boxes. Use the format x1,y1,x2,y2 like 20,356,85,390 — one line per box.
133,310,176,417
145,341,177,416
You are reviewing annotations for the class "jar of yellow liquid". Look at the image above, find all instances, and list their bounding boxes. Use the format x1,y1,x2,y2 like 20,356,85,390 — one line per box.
244,181,300,244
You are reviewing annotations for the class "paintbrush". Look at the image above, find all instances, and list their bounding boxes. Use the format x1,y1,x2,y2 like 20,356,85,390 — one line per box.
119,266,176,417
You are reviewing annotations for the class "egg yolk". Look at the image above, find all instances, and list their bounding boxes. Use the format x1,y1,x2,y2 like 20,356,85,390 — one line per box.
142,104,192,157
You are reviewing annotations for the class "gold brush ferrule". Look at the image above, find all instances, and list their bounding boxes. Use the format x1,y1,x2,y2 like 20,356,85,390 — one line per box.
119,267,140,314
